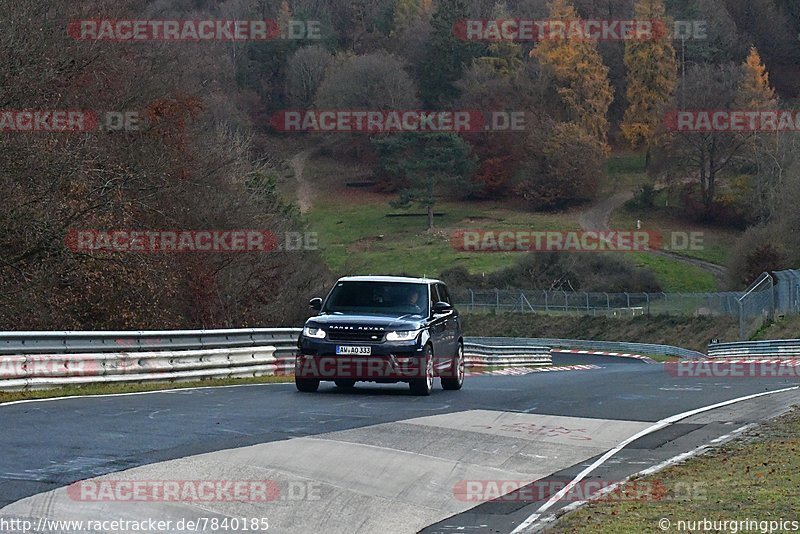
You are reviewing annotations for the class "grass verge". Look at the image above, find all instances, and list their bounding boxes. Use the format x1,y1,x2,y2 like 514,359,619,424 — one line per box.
552,407,800,533
628,252,718,292
754,315,800,341
0,375,293,404
612,202,738,267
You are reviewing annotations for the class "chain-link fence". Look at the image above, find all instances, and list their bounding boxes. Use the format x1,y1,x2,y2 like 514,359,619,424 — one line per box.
773,269,800,316
451,288,742,317
451,269,800,341
736,273,774,341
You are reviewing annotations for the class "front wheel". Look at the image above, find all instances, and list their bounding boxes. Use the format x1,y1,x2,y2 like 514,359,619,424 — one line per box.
409,345,434,396
295,377,320,392
441,343,465,391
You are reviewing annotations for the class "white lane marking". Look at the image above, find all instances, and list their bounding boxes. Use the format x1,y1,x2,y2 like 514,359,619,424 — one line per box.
534,423,756,529
708,425,751,444
0,381,291,407
509,385,799,534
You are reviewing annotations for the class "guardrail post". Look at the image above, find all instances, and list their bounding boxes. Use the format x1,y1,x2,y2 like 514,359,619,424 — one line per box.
496,289,500,313
646,293,650,315
544,290,548,312
769,277,776,320
625,292,630,310
738,299,745,341
470,289,474,311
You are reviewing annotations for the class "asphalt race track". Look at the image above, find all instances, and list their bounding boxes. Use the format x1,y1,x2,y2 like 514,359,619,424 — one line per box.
1,354,797,533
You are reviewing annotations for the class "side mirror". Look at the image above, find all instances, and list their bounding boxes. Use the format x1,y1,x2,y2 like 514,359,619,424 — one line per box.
432,301,453,314
309,297,323,311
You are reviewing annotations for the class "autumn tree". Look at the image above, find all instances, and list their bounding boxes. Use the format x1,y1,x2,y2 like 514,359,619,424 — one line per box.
735,47,777,109
373,133,477,230
531,0,614,148
622,0,678,162
734,47,780,221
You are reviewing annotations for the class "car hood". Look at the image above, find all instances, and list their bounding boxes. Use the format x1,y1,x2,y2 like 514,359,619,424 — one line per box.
306,312,425,330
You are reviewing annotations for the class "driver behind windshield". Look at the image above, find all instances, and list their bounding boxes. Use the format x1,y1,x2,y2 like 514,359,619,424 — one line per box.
404,286,426,314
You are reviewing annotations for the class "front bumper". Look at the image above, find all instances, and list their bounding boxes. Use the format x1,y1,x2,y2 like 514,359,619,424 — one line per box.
296,337,426,381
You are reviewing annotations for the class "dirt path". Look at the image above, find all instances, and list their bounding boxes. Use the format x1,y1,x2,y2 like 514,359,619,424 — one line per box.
290,148,315,214
578,191,634,231
577,189,728,287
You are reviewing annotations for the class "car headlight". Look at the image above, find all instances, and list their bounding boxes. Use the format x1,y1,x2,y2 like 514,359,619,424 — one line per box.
302,326,326,339
385,330,420,341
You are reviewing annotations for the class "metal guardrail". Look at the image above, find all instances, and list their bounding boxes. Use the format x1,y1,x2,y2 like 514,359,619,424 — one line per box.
0,347,295,392
469,337,705,359
0,328,302,358
0,330,554,391
0,328,708,391
708,339,800,359
463,342,551,368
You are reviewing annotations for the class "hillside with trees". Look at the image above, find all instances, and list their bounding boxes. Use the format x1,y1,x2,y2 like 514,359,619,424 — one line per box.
2,0,799,328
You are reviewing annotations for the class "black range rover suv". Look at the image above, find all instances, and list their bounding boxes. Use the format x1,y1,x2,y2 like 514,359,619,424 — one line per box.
295,276,464,395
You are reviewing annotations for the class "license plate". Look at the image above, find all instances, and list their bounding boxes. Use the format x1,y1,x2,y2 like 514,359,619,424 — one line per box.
336,345,372,355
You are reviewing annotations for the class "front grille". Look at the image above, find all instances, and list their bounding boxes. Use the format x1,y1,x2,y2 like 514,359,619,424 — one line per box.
327,326,385,343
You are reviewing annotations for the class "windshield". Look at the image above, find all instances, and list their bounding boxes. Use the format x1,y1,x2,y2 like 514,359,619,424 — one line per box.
323,281,428,316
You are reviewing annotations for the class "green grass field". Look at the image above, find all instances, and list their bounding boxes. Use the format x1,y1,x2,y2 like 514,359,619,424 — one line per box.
308,200,579,276
304,155,579,277
628,253,718,292
612,200,738,267
300,152,733,292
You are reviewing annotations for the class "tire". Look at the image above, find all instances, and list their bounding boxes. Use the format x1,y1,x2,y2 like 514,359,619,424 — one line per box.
295,377,320,392
409,345,434,396
441,343,465,391
335,379,356,389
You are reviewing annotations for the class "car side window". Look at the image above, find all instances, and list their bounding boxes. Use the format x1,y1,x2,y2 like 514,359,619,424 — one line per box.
436,283,451,305
429,284,440,309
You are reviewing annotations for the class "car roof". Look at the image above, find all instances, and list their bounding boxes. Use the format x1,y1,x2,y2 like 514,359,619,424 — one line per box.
336,275,444,285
